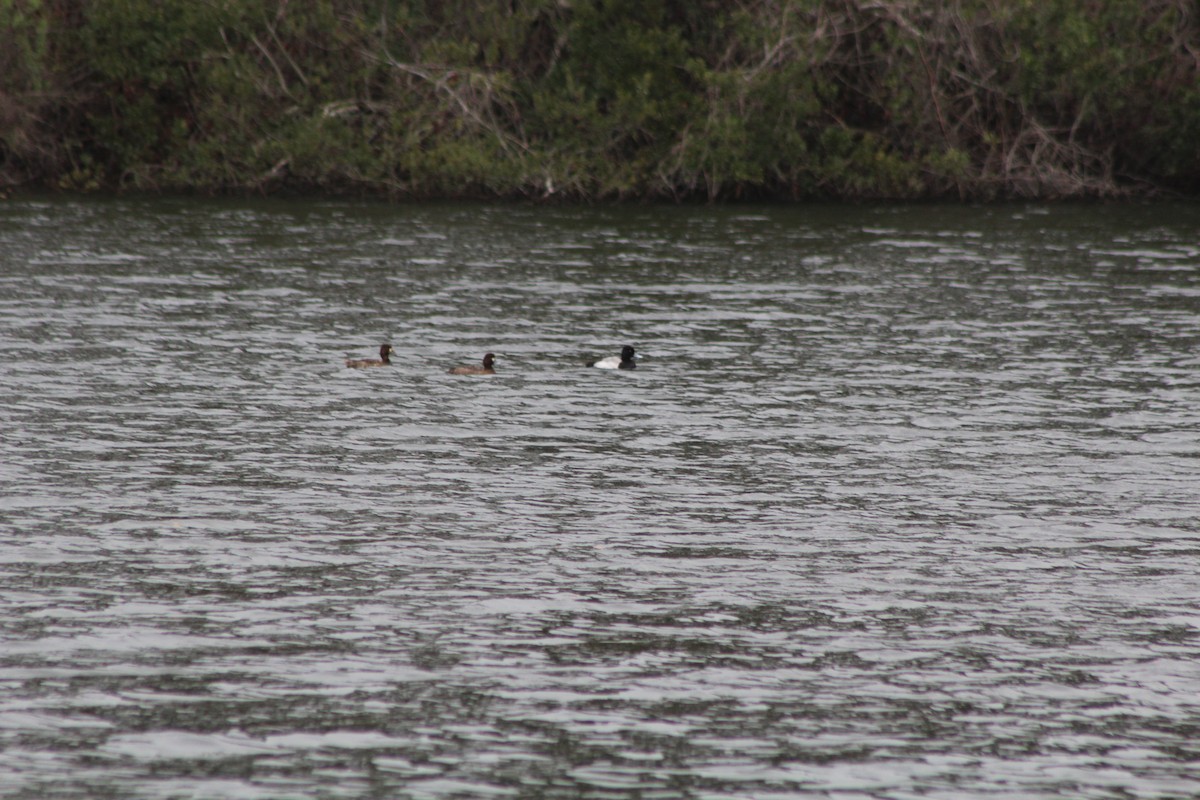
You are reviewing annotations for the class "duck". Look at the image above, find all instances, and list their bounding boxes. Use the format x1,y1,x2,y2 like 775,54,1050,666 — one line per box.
345,344,394,368
448,353,496,375
587,345,637,369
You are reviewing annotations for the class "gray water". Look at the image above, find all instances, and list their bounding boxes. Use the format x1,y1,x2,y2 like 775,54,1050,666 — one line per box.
1,197,1199,799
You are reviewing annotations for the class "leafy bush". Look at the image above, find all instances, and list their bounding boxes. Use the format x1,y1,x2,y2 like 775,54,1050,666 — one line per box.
2,0,1198,199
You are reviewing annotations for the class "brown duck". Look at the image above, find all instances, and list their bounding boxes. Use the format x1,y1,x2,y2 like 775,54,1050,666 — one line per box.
448,353,496,375
346,344,394,368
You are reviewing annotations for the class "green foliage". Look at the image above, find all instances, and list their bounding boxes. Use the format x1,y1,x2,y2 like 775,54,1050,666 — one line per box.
3,0,1200,199
75,0,240,181
0,0,49,93
667,5,826,199
527,0,705,196
982,0,1200,193
0,0,56,181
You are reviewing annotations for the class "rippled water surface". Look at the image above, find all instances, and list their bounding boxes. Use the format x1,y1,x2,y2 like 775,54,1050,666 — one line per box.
2,197,1199,799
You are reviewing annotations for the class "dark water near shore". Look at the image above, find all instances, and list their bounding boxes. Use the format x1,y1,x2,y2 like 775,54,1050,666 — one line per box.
1,197,1199,799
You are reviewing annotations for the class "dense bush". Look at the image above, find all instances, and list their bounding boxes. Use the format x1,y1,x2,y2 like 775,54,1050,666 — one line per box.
2,0,1198,199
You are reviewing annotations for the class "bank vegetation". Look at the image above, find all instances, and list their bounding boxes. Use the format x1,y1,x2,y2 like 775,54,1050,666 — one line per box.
2,0,1199,200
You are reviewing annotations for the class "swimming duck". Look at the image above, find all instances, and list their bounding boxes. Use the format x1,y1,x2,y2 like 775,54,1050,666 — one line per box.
587,345,637,370
346,344,394,368
448,353,496,375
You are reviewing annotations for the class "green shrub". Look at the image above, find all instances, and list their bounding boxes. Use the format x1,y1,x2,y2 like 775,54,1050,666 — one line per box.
4,0,1199,198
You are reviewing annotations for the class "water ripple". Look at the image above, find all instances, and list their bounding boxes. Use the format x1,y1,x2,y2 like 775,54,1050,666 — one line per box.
2,199,1199,798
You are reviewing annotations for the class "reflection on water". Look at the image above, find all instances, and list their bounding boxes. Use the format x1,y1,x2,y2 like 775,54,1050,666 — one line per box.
1,198,1199,798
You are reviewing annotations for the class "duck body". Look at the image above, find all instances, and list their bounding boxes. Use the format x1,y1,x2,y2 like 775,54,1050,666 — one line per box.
346,344,394,368
588,345,637,370
448,353,496,375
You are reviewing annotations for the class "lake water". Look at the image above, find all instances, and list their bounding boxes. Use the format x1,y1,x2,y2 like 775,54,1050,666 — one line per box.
1,197,1199,799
